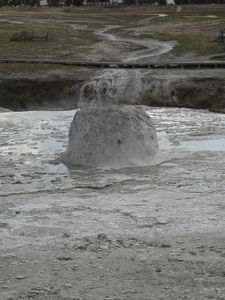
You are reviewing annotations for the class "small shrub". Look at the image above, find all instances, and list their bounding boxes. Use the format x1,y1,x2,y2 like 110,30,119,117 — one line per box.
10,31,48,42
144,88,168,107
118,96,141,105
176,85,213,109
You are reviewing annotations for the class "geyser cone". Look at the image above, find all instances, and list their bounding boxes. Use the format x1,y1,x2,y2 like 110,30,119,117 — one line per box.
60,105,163,169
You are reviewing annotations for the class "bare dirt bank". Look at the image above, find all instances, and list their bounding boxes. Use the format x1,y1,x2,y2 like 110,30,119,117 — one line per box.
0,69,89,111
1,68,225,112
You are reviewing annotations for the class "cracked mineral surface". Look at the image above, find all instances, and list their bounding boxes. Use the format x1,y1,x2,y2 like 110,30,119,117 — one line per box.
0,107,225,300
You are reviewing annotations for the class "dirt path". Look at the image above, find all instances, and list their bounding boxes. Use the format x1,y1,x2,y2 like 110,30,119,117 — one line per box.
93,23,175,63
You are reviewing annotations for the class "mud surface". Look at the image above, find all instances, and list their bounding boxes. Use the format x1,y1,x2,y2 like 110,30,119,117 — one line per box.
1,107,225,300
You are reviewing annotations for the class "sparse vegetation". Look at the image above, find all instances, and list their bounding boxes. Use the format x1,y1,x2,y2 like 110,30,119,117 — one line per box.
144,88,169,107
118,96,141,105
176,85,212,108
0,7,225,63
140,32,224,56
0,21,101,61
10,30,48,42
211,24,225,45
141,82,225,111
174,77,225,110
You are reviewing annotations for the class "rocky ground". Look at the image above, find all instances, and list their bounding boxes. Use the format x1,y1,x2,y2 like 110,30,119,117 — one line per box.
1,107,225,300
1,5,225,300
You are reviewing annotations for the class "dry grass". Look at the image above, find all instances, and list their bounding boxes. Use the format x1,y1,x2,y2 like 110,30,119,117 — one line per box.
108,13,225,57
0,5,225,69
0,22,101,60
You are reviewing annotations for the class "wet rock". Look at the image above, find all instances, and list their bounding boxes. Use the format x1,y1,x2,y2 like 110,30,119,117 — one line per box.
16,275,27,279
63,283,72,288
62,233,71,238
56,256,72,261
74,241,89,250
0,107,11,113
89,245,99,252
101,245,109,250
60,106,164,169
97,233,107,240
3,285,8,289
161,243,171,248
155,267,162,272
0,222,10,229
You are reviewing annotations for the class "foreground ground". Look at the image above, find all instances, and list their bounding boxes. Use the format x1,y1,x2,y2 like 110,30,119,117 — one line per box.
1,107,225,300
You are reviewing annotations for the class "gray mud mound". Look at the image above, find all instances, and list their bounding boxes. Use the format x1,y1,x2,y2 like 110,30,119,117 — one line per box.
60,105,164,169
